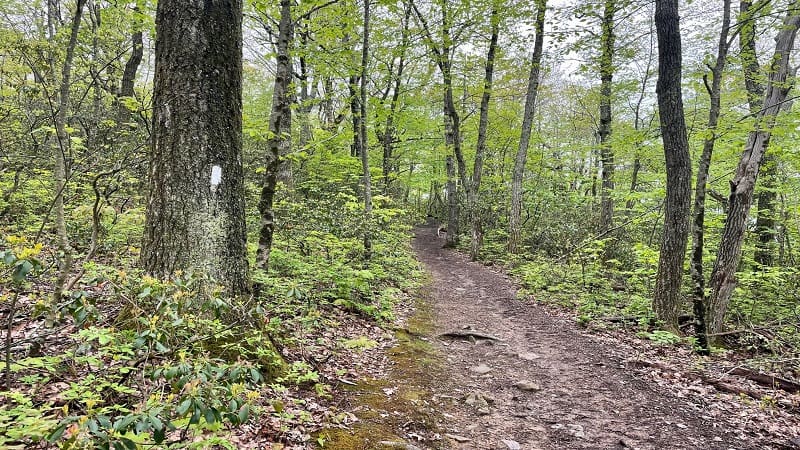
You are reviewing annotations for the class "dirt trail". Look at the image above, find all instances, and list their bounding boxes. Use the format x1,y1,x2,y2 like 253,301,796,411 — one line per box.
409,224,768,450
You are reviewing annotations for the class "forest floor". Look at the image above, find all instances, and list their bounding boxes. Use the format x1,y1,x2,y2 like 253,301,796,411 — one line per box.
324,224,800,450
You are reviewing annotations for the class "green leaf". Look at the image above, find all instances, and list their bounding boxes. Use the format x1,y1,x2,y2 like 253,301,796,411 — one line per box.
113,414,136,432
189,407,201,425
176,398,192,416
120,437,137,450
204,407,216,425
237,404,250,424
46,423,68,443
1,250,15,265
153,426,165,444
149,414,163,433
97,415,112,429
11,260,33,282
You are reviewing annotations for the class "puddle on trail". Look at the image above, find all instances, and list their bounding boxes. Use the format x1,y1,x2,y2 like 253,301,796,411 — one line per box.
316,290,447,449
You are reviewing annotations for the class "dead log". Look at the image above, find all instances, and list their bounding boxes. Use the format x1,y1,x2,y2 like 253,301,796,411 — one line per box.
626,359,763,400
729,367,800,393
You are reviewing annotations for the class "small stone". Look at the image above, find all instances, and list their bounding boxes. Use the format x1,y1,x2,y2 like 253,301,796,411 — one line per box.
501,439,521,450
477,407,491,416
471,364,493,375
445,434,471,443
513,380,543,392
518,352,540,361
567,424,585,439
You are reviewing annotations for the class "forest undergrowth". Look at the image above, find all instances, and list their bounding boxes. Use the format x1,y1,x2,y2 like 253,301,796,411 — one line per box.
0,175,425,449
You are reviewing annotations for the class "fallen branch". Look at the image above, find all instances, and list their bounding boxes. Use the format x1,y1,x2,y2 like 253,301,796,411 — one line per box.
437,330,503,341
627,359,763,400
728,367,800,394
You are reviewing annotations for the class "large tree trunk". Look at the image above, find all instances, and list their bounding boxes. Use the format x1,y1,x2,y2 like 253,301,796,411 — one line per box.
652,0,692,331
707,2,800,341
468,3,499,261
359,0,373,260
143,0,249,295
690,0,731,354
509,0,546,254
598,0,615,234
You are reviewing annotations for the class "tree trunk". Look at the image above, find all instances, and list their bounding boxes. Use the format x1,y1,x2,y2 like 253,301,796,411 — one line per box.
707,2,800,340
509,0,546,254
690,0,731,354
359,0,373,260
598,0,615,234
739,0,776,268
627,17,655,214
257,0,293,272
469,3,500,261
382,5,411,194
652,0,692,331
349,74,362,158
143,0,249,295
51,0,87,304
445,156,459,248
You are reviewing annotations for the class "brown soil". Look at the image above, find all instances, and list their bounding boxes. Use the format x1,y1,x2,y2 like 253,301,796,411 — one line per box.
400,224,796,450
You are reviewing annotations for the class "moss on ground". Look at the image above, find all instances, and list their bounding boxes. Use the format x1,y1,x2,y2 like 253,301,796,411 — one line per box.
316,288,445,449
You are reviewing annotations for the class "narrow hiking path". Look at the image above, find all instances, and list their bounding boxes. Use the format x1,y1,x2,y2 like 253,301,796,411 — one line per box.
409,223,793,450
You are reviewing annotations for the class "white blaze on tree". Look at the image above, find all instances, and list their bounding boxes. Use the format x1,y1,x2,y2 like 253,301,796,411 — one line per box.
211,165,222,189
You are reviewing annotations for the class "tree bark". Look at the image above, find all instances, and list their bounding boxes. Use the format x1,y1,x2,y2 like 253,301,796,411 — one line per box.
469,3,500,261
257,0,293,272
51,0,87,304
627,16,655,214
509,0,546,254
740,0,777,267
652,0,692,331
598,0,615,234
382,5,411,194
445,155,459,248
349,73,362,157
707,2,800,340
690,0,731,354
409,0,468,245
359,0,373,260
143,0,249,295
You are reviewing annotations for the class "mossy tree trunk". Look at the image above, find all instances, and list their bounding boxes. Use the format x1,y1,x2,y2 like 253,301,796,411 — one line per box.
257,0,293,272
51,0,87,304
